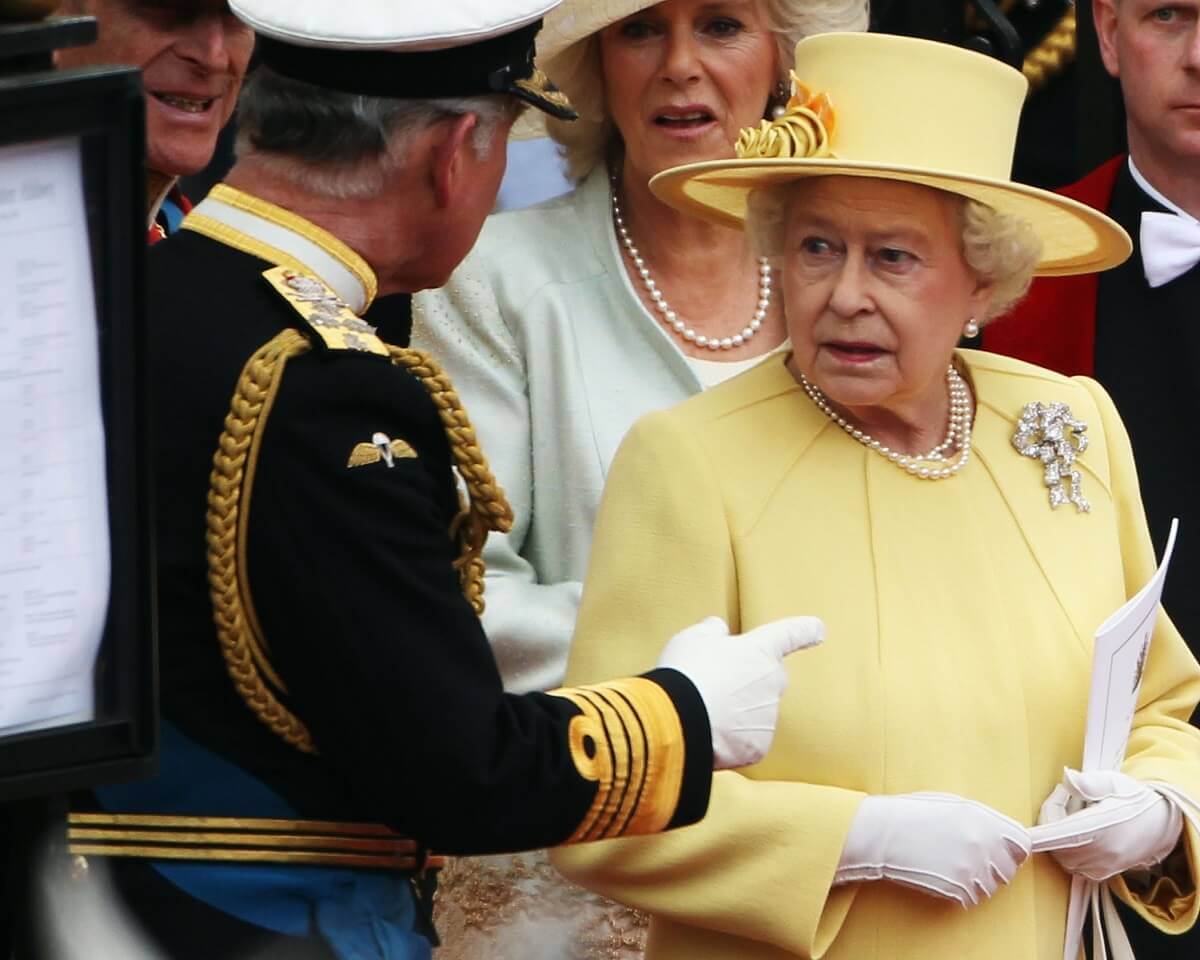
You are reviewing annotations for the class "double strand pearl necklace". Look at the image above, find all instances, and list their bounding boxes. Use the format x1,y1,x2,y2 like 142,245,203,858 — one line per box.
797,364,974,480
610,175,772,351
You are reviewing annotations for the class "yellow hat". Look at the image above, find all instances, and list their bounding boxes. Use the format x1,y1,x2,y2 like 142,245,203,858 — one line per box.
649,32,1131,277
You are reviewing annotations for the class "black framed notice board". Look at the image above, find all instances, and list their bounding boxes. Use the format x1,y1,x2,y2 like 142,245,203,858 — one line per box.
0,44,156,803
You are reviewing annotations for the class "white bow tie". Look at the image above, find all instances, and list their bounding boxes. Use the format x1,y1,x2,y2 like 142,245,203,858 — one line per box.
1141,210,1200,288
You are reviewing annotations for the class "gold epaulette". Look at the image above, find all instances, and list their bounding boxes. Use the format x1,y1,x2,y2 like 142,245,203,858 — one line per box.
67,813,444,873
263,266,388,355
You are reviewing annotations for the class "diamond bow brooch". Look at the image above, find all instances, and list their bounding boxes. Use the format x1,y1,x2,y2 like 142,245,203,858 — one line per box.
1012,402,1091,513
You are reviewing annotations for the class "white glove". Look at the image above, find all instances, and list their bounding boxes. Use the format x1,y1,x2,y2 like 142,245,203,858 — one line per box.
1031,769,1183,881
834,793,1032,909
656,615,824,770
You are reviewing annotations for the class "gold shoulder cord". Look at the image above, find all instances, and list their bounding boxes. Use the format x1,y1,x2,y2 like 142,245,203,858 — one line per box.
1022,8,1076,94
964,2,1076,94
207,332,514,754
387,346,515,615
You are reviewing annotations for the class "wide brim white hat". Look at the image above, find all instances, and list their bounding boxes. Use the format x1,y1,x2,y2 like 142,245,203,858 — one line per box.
513,0,662,138
650,32,1131,277
532,0,659,63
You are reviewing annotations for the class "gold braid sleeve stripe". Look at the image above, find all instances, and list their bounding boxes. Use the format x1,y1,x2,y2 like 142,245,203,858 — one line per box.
560,687,633,841
207,332,516,753
549,678,686,842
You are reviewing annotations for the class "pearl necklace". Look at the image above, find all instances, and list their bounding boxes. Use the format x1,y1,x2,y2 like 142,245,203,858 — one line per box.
611,178,772,351
797,364,974,480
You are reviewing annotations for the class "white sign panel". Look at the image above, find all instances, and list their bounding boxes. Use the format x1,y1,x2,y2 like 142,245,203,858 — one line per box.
0,136,110,734
1030,519,1180,960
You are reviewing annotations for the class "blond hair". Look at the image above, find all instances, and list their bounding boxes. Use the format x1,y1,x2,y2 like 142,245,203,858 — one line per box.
959,198,1043,321
745,179,1043,322
544,0,869,181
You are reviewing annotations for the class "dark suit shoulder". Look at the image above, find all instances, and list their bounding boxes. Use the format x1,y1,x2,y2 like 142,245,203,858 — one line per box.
1060,155,1124,208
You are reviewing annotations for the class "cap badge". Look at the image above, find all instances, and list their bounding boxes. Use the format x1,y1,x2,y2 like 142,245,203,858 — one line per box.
513,68,574,115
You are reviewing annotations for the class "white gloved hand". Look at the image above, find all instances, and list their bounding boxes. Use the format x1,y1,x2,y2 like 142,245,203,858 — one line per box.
835,793,1032,909
656,615,824,770
1031,769,1183,881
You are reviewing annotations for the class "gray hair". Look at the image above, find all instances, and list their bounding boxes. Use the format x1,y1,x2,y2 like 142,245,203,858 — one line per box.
235,67,517,200
745,179,1043,322
959,199,1043,320
543,0,870,181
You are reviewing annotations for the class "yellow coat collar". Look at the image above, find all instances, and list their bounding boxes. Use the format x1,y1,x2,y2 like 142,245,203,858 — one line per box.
713,349,1120,642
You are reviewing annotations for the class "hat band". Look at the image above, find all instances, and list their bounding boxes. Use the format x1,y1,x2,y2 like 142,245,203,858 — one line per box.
254,23,541,101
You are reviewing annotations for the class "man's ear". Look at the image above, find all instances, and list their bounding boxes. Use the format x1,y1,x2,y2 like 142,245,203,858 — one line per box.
1093,0,1122,79
429,113,480,210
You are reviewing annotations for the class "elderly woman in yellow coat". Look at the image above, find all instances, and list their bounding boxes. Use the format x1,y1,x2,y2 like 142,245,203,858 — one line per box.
552,33,1200,960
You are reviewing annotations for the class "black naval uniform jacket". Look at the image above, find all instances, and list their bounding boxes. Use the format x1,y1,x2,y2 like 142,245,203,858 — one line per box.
91,184,711,957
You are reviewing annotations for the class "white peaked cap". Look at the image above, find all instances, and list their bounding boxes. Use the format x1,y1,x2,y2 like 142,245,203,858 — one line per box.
228,0,577,119
229,0,560,51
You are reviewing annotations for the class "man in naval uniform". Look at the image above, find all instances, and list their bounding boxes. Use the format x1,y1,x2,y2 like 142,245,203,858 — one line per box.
62,2,828,958
984,3,1200,955
55,0,255,241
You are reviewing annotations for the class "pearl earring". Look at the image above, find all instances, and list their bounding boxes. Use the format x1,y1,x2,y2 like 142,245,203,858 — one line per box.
770,80,789,119
964,317,980,339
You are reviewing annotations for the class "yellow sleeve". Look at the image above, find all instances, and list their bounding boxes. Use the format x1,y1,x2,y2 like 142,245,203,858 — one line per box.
1078,376,1200,931
551,411,863,957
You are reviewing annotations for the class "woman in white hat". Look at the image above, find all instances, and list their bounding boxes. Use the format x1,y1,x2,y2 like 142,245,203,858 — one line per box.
415,2,864,954
413,0,867,697
553,32,1200,960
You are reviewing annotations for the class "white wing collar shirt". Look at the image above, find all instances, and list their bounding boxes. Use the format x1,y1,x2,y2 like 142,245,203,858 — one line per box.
1130,158,1200,289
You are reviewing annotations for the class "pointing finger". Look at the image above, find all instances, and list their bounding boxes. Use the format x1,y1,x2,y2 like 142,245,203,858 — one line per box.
744,616,826,659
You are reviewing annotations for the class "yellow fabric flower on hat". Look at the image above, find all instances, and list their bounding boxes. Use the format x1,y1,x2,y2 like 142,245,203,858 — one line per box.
735,71,836,159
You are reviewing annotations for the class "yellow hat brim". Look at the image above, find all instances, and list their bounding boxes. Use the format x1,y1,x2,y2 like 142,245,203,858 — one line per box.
650,158,1132,277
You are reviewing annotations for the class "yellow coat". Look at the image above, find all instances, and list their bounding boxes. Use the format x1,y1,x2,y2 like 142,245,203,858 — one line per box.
553,350,1200,959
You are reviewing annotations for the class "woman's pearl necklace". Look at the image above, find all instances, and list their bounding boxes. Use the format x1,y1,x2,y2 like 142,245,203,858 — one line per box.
611,177,771,351
797,364,974,480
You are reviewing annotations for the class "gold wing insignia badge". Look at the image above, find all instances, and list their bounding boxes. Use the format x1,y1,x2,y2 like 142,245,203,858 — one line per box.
347,432,418,469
